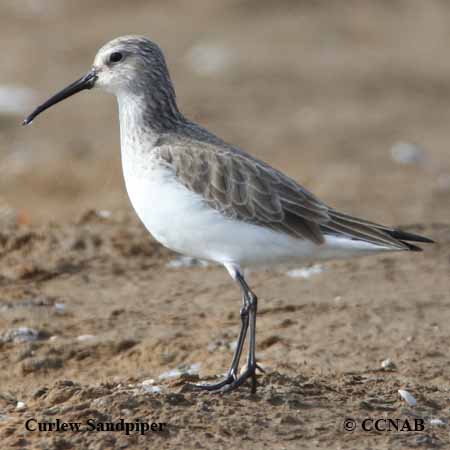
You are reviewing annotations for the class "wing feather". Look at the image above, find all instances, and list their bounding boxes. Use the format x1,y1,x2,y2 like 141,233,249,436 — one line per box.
156,143,329,244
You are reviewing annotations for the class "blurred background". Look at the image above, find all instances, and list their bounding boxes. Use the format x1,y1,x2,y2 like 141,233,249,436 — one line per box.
1,0,450,227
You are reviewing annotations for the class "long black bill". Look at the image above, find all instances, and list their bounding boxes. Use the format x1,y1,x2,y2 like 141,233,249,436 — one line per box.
22,69,97,125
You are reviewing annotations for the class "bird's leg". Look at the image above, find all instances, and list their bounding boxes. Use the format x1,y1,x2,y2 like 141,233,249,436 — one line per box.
226,293,250,378
221,272,260,393
192,267,261,393
193,291,249,391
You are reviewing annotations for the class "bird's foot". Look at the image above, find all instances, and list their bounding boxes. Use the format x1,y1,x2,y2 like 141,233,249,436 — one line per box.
220,362,264,394
191,372,237,392
191,363,264,394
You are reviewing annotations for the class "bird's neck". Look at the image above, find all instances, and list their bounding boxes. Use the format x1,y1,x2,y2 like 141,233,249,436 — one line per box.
117,88,183,152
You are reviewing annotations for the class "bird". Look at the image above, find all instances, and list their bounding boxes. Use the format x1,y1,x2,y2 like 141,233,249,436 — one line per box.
23,36,433,394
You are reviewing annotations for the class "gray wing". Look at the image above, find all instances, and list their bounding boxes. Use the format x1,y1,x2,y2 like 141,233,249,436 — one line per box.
156,143,330,244
155,143,431,249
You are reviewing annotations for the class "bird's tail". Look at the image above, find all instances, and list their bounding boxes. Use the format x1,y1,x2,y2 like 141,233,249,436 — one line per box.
383,229,434,251
323,210,434,251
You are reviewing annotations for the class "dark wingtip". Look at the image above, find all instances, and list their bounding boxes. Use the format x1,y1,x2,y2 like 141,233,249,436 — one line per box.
390,229,434,244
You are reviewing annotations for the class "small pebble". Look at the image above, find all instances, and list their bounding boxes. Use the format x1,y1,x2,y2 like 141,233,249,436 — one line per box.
429,418,446,427
286,264,324,279
398,389,417,406
76,335,96,342
142,384,162,394
381,358,397,370
166,256,209,269
390,142,425,165
96,210,112,219
1,327,39,344
16,401,26,411
54,303,65,313
158,369,182,380
158,363,201,380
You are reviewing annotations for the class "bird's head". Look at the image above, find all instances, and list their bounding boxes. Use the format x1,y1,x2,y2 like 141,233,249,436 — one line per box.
23,35,174,125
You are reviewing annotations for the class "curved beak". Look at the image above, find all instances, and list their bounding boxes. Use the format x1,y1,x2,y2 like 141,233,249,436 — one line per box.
22,69,97,125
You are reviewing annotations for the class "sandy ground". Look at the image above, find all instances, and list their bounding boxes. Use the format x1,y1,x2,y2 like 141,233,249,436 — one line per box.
1,1,450,449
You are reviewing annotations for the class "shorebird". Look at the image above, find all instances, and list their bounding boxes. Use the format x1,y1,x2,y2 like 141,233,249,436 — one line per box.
23,36,433,393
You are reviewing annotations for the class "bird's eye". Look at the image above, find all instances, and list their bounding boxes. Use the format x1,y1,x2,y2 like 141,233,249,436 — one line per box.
109,52,123,64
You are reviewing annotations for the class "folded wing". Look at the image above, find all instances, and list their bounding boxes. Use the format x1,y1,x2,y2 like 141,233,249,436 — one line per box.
156,142,433,250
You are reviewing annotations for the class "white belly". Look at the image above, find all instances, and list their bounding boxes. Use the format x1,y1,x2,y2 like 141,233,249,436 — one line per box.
122,162,393,268
123,163,219,258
